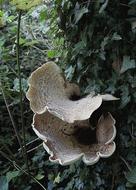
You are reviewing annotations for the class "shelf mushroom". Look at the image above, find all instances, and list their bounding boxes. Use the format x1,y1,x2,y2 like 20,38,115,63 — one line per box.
26,62,118,123
26,62,118,165
32,111,116,165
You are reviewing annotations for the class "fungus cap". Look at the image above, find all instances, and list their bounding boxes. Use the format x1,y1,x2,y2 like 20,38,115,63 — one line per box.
26,62,118,123
32,112,116,165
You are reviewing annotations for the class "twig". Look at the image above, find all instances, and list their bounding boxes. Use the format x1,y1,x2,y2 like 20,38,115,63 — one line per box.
99,0,109,14
111,175,115,190
0,150,14,163
0,151,46,190
16,10,29,171
32,45,47,54
0,140,17,162
120,3,133,9
27,143,43,153
119,156,131,171
0,86,24,156
18,137,40,152
13,163,46,190
6,62,18,76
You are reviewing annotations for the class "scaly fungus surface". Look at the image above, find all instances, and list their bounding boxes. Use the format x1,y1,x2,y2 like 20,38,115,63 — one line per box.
26,62,118,165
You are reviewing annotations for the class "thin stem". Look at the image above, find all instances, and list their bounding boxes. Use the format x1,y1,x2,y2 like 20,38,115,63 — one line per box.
0,86,24,156
111,175,115,190
119,156,131,171
120,3,133,9
13,163,46,190
0,151,46,190
27,143,43,153
18,137,40,152
0,150,13,163
0,140,17,162
16,10,29,171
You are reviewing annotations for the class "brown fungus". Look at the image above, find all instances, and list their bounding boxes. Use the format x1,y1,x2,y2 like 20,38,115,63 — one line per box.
26,62,118,123
26,62,118,165
32,112,116,165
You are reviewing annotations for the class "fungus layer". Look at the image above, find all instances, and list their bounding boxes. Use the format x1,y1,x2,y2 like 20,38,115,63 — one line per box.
32,112,116,165
26,62,118,123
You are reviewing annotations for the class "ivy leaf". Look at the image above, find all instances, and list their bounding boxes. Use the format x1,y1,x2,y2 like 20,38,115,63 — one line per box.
54,173,61,184
0,176,8,190
112,32,122,41
13,78,28,93
131,21,136,32
117,185,126,190
35,174,44,180
129,0,136,5
0,171,20,190
100,36,109,50
6,171,20,182
10,0,42,11
119,84,131,108
23,186,32,190
120,56,136,74
65,65,76,80
99,0,109,14
126,166,136,184
74,6,88,24
126,182,135,188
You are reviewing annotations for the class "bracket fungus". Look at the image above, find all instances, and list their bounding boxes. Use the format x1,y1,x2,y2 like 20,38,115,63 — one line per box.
26,62,118,165
33,112,116,165
26,62,118,123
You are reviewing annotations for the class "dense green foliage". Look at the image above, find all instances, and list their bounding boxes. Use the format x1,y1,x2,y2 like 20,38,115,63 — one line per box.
55,0,136,189
0,0,136,189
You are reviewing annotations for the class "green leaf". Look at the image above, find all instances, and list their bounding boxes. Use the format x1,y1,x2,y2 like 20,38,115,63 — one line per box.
0,10,7,27
35,174,44,180
65,65,75,80
13,78,28,93
129,0,136,5
0,176,8,190
23,40,38,46
54,172,61,184
126,166,136,184
100,36,109,50
0,10,4,17
24,186,32,190
19,37,27,45
99,0,109,14
131,21,136,32
6,171,20,182
47,50,58,58
74,6,88,24
10,0,42,11
120,56,136,74
126,182,135,188
39,10,48,22
119,84,131,108
112,32,122,41
117,185,126,190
